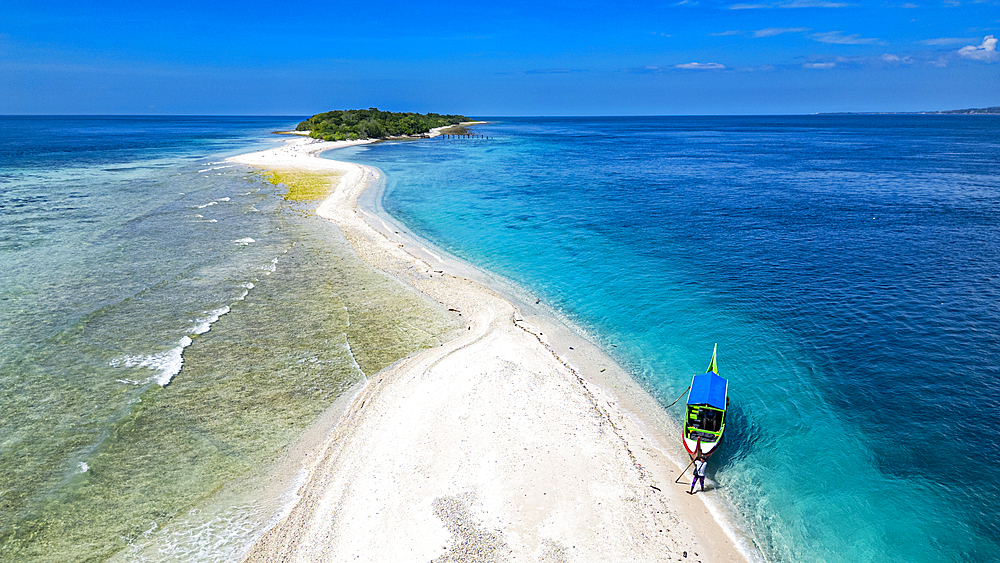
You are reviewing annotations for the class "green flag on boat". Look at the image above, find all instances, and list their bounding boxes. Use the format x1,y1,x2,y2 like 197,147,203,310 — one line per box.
706,343,718,374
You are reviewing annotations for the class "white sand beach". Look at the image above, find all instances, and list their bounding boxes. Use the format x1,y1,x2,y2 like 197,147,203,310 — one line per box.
230,137,749,562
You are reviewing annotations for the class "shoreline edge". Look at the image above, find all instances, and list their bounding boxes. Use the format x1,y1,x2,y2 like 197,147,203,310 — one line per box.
228,135,756,562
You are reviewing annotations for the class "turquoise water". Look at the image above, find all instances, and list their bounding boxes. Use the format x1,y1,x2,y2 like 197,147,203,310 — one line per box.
5,116,998,562
332,116,1000,563
0,117,456,561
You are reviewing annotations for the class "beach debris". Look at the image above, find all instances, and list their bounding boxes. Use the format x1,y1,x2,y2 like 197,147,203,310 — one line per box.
431,493,509,563
651,485,661,491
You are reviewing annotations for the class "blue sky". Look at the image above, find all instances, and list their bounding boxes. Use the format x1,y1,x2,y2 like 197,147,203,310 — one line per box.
1,0,996,115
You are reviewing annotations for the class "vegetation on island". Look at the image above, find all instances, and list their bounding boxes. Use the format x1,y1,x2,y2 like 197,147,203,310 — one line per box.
296,108,469,141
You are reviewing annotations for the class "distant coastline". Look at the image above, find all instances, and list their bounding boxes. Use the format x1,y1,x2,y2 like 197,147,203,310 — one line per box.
817,106,1000,115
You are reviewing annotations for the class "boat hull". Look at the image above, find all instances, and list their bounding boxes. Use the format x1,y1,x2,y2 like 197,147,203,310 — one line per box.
683,433,722,459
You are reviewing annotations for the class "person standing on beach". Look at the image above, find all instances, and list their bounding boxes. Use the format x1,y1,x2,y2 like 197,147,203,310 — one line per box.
689,454,707,494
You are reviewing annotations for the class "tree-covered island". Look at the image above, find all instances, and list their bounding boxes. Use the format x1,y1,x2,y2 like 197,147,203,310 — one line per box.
296,108,470,141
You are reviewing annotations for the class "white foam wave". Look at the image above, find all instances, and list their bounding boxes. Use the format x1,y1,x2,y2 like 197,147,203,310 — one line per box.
344,338,366,381
237,282,255,301
77,462,89,474
197,165,236,173
234,237,255,246
219,197,231,202
119,504,267,563
208,219,217,223
111,306,232,387
192,307,230,336
424,247,444,263
111,339,188,386
196,201,218,209
115,378,145,385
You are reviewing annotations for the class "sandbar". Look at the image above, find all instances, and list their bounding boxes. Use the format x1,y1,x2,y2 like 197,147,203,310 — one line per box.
229,136,751,562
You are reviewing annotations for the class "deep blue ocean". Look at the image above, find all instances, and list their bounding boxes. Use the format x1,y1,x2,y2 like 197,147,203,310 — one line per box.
333,116,1000,563
2,115,998,562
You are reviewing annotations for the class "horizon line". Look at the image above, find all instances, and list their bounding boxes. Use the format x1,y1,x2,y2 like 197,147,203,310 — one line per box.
3,110,997,118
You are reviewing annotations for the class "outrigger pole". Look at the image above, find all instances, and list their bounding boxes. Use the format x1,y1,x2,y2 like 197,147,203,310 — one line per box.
664,385,691,409
674,437,702,483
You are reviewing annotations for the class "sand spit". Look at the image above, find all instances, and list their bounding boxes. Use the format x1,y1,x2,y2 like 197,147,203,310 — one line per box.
230,137,747,562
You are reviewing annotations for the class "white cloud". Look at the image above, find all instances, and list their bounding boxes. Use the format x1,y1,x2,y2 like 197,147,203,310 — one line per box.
711,30,743,36
675,62,726,69
881,53,914,63
525,68,586,74
957,35,998,62
798,53,929,69
785,0,852,5
921,37,977,46
753,27,810,37
811,31,882,44
728,0,850,7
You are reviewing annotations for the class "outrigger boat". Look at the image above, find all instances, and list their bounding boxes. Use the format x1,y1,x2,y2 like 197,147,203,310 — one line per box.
683,344,729,460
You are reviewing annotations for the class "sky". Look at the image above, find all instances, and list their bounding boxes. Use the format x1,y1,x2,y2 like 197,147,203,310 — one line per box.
0,0,997,115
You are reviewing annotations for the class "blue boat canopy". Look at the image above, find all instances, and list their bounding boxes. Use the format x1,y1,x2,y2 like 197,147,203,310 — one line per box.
688,372,728,410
